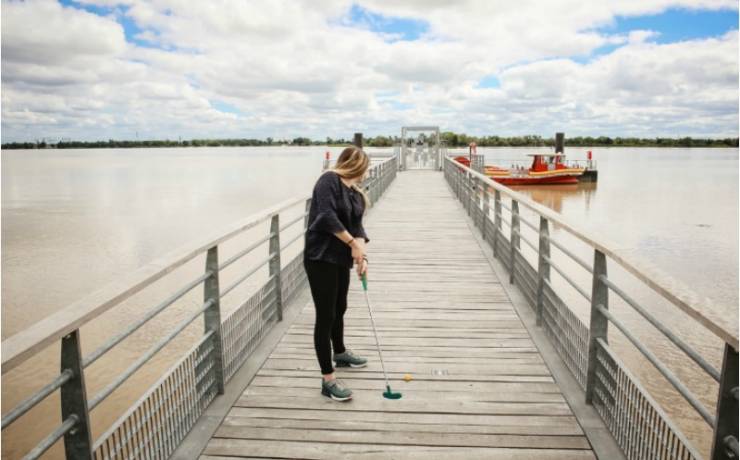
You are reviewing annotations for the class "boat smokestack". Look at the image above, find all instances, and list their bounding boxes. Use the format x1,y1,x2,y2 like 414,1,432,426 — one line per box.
555,133,565,153
555,132,564,154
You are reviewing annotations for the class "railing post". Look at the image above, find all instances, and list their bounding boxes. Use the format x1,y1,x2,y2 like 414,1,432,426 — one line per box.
455,168,461,199
509,200,520,284
472,176,480,227
585,250,608,404
711,343,739,460
60,330,93,460
536,217,550,326
459,169,464,202
203,246,225,394
457,168,461,199
376,166,381,200
451,164,457,196
376,166,380,199
466,172,473,216
384,163,388,193
481,188,490,243
304,198,312,230
269,214,284,321
493,191,502,257
461,171,467,211
371,168,378,203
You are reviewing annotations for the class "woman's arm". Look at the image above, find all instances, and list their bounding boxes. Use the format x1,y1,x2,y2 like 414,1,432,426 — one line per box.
334,229,366,264
309,173,347,235
356,222,369,244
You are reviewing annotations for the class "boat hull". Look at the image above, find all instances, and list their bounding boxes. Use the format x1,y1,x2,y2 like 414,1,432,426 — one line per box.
491,175,580,185
453,156,585,186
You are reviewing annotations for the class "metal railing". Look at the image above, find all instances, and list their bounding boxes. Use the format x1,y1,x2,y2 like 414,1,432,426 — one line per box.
1,156,398,460
444,156,738,460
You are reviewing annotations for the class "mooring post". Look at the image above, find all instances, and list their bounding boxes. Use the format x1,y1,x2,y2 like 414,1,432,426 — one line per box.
710,343,739,460
585,250,608,404
509,200,520,284
536,217,551,326
269,215,283,322
354,132,363,149
60,330,93,459
203,246,225,394
493,191,502,257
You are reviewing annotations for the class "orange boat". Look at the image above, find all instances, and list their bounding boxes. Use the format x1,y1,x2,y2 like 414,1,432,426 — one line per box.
454,153,585,185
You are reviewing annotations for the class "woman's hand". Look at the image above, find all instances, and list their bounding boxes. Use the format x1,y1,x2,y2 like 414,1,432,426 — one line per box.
351,239,366,265
356,258,368,278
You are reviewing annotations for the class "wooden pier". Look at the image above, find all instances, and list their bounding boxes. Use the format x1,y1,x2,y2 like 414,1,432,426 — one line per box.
3,151,736,460
195,170,599,459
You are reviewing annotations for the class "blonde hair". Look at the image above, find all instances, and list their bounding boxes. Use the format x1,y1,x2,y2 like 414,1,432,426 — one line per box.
330,146,371,212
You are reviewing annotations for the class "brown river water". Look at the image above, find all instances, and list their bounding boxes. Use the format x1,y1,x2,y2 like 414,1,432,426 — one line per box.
2,146,737,458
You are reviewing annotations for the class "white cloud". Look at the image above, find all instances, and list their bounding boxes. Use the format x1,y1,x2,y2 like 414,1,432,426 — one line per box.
1,0,738,141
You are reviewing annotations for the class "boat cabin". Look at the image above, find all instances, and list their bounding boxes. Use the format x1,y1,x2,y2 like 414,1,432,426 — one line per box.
529,153,569,172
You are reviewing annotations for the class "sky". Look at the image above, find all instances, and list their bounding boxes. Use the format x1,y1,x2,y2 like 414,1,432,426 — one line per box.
1,0,738,142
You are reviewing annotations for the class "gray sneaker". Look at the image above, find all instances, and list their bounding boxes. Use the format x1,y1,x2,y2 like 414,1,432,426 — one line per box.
321,378,353,401
334,349,368,368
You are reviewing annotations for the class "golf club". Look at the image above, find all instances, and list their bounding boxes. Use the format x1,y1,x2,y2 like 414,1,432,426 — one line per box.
361,273,402,400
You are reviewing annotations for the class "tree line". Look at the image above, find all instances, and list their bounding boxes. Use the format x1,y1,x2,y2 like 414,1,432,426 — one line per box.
437,133,739,148
2,133,737,149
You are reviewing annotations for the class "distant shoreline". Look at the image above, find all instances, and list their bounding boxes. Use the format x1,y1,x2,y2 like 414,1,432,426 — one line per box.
2,135,738,150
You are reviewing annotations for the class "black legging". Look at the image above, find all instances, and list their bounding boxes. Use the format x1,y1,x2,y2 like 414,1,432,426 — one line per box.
303,259,350,375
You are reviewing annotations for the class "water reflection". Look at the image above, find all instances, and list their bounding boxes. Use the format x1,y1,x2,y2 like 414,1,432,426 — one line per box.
511,182,597,214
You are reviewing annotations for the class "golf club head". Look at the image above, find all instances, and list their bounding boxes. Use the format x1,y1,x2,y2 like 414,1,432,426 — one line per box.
383,385,402,399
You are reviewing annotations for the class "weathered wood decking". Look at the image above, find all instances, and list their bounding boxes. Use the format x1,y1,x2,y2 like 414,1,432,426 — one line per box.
200,170,596,459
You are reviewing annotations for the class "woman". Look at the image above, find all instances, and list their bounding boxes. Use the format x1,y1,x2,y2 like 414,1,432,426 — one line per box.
303,146,371,401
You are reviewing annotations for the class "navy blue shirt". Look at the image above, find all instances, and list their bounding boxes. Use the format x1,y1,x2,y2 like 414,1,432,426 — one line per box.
304,171,369,268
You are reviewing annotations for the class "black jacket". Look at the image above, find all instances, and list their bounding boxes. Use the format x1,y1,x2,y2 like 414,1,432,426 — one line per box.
304,171,369,268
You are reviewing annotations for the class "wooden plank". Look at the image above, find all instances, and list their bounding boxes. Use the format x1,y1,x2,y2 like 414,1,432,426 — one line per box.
268,353,545,365
276,336,536,348
285,330,531,339
272,345,542,359
213,425,591,449
243,385,565,403
219,415,583,436
249,376,561,393
255,368,556,383
291,319,525,328
260,357,550,375
233,394,574,416
226,407,581,429
202,439,596,460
